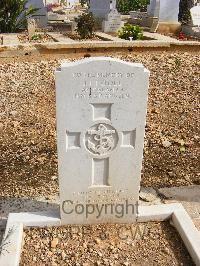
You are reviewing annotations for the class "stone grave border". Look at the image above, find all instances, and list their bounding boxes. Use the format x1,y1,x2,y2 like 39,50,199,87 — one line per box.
0,203,200,266
0,31,200,58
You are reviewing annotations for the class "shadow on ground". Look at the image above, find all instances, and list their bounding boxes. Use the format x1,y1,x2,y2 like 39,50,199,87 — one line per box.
0,197,60,245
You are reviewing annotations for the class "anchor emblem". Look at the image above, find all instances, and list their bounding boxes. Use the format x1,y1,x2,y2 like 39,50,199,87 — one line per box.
86,124,117,156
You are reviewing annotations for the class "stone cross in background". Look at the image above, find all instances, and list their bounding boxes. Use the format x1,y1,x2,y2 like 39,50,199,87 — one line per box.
110,0,117,10
56,57,149,224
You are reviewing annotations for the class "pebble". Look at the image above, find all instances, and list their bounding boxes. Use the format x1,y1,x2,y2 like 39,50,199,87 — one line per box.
51,238,59,248
162,140,172,148
10,110,18,117
51,176,58,180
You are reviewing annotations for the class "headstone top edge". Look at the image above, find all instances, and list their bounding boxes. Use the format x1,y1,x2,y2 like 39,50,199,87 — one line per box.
56,57,149,74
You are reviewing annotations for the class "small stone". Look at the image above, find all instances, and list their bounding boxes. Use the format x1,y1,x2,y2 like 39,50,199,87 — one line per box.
162,140,172,148
10,110,18,117
139,187,160,203
95,238,101,244
180,146,186,152
13,121,19,127
51,175,58,180
185,175,190,181
168,171,175,177
61,251,66,259
179,139,185,146
162,247,170,254
51,238,59,248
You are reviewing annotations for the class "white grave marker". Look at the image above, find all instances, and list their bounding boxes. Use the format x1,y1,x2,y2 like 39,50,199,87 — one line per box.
102,0,124,33
190,4,200,27
56,57,149,224
147,0,160,17
147,0,180,22
102,9,124,33
27,18,36,40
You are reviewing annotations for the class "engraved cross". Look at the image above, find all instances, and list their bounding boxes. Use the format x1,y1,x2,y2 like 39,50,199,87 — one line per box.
66,103,136,187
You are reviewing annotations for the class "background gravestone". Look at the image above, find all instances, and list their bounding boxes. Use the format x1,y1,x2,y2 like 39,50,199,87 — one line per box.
133,0,181,33
190,4,200,26
147,0,160,17
26,0,48,28
102,1,124,33
147,0,180,22
89,0,115,19
56,57,149,224
159,0,180,23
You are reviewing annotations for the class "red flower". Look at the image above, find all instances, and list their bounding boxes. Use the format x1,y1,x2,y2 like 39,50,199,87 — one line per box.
179,32,186,40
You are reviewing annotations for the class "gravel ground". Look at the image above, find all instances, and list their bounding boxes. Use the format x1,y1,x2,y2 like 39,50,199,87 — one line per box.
64,33,105,41
18,32,54,43
0,51,199,198
20,222,194,265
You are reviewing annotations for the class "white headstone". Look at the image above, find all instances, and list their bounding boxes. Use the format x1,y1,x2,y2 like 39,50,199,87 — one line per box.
190,5,200,27
89,0,116,18
159,0,180,23
147,0,160,17
147,0,180,23
102,9,124,33
26,0,48,27
56,57,149,225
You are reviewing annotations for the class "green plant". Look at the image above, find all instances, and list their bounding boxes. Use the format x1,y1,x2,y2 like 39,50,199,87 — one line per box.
118,24,143,40
31,34,42,41
0,0,39,33
75,12,95,39
178,0,193,24
117,0,150,14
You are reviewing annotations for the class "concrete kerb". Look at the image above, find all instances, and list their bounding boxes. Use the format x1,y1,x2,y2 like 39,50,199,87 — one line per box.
0,211,61,266
0,37,199,58
0,203,199,266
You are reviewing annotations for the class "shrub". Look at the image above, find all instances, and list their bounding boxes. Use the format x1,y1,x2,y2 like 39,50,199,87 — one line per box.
80,0,89,7
0,0,38,33
178,0,193,25
118,24,143,40
117,0,150,14
31,34,42,41
75,12,95,39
